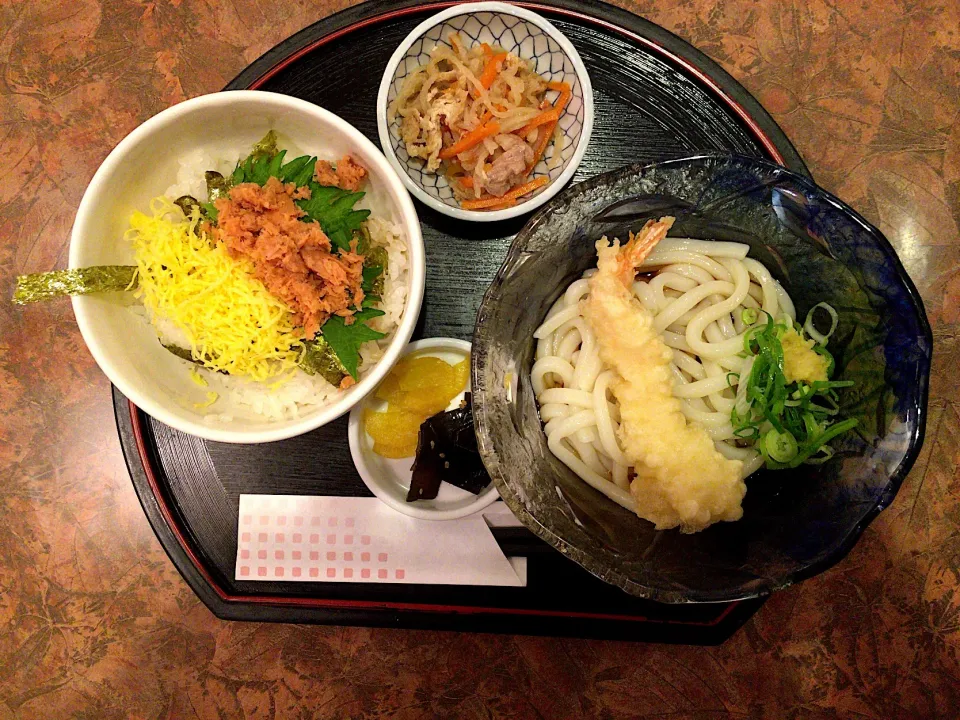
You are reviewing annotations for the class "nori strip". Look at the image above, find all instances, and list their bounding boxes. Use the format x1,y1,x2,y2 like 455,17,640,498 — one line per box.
164,335,347,385
162,343,195,363
175,195,202,216
299,336,348,387
204,171,230,202
251,130,278,159
161,343,231,375
12,266,138,304
175,194,217,222
364,245,388,298
408,394,491,501
355,223,373,253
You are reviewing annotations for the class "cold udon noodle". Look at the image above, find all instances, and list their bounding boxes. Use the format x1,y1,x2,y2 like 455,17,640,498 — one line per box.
532,237,795,511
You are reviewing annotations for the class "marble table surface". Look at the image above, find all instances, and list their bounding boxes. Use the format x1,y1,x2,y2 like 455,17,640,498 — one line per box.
1,0,958,717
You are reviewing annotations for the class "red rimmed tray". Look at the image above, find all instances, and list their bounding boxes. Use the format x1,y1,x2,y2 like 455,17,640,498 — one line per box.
116,0,807,641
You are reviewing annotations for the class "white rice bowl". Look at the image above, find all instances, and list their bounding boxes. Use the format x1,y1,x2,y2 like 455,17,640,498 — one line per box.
154,145,410,424
70,92,424,444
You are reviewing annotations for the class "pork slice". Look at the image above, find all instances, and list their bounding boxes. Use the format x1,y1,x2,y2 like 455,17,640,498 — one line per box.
482,142,534,196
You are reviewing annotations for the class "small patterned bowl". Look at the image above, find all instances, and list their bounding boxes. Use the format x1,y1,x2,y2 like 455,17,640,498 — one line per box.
376,1,594,222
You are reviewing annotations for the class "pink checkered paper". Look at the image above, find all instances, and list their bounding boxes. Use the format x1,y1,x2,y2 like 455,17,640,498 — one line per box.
236,495,525,586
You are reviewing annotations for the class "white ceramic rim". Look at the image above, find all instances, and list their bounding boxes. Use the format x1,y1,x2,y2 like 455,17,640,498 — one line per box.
348,337,501,520
376,1,595,223
70,90,426,444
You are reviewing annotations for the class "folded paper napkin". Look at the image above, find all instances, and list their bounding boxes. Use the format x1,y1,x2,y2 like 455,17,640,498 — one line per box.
236,495,525,586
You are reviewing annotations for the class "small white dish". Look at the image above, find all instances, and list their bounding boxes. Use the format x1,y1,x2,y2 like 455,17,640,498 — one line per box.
348,338,500,520
376,1,594,222
69,90,425,444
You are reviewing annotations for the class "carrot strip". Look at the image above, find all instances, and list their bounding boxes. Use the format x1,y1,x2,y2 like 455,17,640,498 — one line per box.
460,176,549,210
481,43,494,59
439,120,501,159
515,107,560,138
503,175,549,199
480,198,518,211
514,82,569,140
526,119,558,174
547,80,572,112
479,52,508,90
457,176,474,189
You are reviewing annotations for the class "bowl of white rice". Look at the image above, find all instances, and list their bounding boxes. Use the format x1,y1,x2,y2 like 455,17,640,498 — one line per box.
70,91,425,443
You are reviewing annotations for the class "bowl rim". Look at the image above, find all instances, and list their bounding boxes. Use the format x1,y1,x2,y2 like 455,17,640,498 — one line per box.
70,90,426,444
375,0,595,223
472,151,934,603
348,337,501,520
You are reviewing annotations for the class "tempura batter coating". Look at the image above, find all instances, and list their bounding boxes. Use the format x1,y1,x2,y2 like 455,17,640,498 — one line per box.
583,217,746,532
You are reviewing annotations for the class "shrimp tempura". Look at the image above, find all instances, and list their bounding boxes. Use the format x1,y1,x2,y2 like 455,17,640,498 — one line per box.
582,217,746,533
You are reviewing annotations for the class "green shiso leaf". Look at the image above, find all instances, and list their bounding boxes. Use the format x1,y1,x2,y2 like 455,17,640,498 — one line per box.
320,308,387,381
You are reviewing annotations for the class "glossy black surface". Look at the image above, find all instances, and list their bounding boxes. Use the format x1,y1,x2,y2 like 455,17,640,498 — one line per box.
473,153,933,603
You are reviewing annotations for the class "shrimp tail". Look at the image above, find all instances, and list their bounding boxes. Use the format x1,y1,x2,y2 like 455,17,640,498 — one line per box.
615,216,675,287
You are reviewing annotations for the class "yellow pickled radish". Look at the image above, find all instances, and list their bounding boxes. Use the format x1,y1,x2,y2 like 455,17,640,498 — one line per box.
374,374,402,402
393,388,452,416
373,439,419,459
452,358,470,391
394,356,456,391
364,408,421,446
365,352,472,459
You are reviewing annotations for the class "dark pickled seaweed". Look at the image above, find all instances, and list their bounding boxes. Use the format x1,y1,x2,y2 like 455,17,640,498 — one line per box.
408,394,490,502
12,266,138,304
407,422,444,502
299,335,348,387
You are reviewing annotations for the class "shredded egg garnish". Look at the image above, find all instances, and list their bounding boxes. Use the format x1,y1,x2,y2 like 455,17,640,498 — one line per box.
127,197,302,382
194,391,219,409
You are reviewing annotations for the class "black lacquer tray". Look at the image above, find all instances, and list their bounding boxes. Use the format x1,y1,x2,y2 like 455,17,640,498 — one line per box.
116,0,809,641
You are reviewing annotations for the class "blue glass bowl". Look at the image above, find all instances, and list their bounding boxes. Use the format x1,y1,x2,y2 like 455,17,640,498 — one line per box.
472,154,933,603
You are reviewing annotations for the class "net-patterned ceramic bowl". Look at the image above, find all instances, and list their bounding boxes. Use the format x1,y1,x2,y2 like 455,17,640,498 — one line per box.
376,1,594,222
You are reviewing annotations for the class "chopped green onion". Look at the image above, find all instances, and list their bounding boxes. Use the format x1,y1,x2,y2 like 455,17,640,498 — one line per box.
812,344,836,375
804,302,839,345
730,305,858,470
763,429,799,463
741,307,759,325
804,446,835,465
